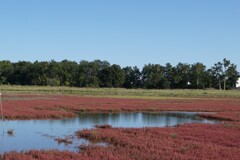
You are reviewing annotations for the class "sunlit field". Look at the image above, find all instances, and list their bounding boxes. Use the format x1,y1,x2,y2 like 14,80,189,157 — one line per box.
0,85,240,99
0,85,240,160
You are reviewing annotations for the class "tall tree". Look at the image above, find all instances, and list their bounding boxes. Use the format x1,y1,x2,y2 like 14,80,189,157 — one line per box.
47,60,61,86
77,60,100,87
164,63,174,89
173,63,191,89
58,60,78,86
0,59,238,90
211,58,235,90
13,61,32,85
99,64,125,88
190,63,206,89
142,64,165,89
212,62,223,90
30,61,49,85
111,64,125,87
226,64,239,89
0,61,14,84
123,66,142,88
205,68,215,89
222,58,230,90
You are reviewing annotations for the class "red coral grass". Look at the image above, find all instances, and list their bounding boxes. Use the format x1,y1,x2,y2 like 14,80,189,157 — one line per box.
1,94,240,159
2,94,240,121
55,138,73,145
3,123,239,160
76,123,240,160
95,124,112,129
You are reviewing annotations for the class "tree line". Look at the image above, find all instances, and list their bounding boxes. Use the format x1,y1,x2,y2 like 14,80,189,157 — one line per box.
0,59,239,90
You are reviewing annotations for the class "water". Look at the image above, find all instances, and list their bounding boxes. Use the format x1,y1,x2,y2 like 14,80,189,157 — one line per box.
0,112,217,153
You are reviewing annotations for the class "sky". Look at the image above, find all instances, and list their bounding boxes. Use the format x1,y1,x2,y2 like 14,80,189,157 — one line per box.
0,0,240,69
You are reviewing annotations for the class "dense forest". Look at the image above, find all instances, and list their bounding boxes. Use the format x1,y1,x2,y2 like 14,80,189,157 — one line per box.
0,58,239,90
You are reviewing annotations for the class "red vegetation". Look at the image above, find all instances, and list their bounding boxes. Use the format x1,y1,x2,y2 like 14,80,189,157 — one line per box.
75,123,240,160
1,94,240,159
55,138,73,145
3,123,240,160
2,94,240,121
95,124,112,129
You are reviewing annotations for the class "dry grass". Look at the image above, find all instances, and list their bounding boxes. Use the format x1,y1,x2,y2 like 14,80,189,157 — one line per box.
0,85,240,99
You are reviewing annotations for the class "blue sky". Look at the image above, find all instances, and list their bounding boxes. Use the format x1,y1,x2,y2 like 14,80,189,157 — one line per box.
0,0,239,69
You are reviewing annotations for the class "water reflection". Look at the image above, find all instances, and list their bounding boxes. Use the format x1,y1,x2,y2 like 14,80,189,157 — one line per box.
0,112,217,153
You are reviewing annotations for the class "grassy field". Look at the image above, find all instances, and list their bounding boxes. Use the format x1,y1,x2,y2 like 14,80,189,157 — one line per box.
0,85,239,99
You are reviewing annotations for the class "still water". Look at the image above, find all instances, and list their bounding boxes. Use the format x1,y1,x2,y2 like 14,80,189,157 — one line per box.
0,112,217,153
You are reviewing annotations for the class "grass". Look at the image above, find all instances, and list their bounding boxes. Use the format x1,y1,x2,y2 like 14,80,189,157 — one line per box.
0,85,240,99
170,133,177,139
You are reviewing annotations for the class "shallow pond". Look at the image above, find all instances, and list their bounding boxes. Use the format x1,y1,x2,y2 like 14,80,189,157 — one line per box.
0,112,217,153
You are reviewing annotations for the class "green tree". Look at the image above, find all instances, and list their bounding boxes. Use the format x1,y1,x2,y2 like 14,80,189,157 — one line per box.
47,60,61,86
99,67,112,87
99,64,125,88
205,68,215,89
30,61,49,85
13,61,32,85
190,63,206,89
0,61,14,84
173,63,191,89
226,64,239,89
123,66,142,88
111,64,125,87
0,59,238,90
58,60,78,86
164,63,174,89
76,60,110,87
77,60,100,87
142,64,165,89
211,58,235,90
212,62,223,90
222,58,231,90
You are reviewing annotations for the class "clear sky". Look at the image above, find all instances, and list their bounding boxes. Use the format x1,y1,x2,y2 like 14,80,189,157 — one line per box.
0,0,239,69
